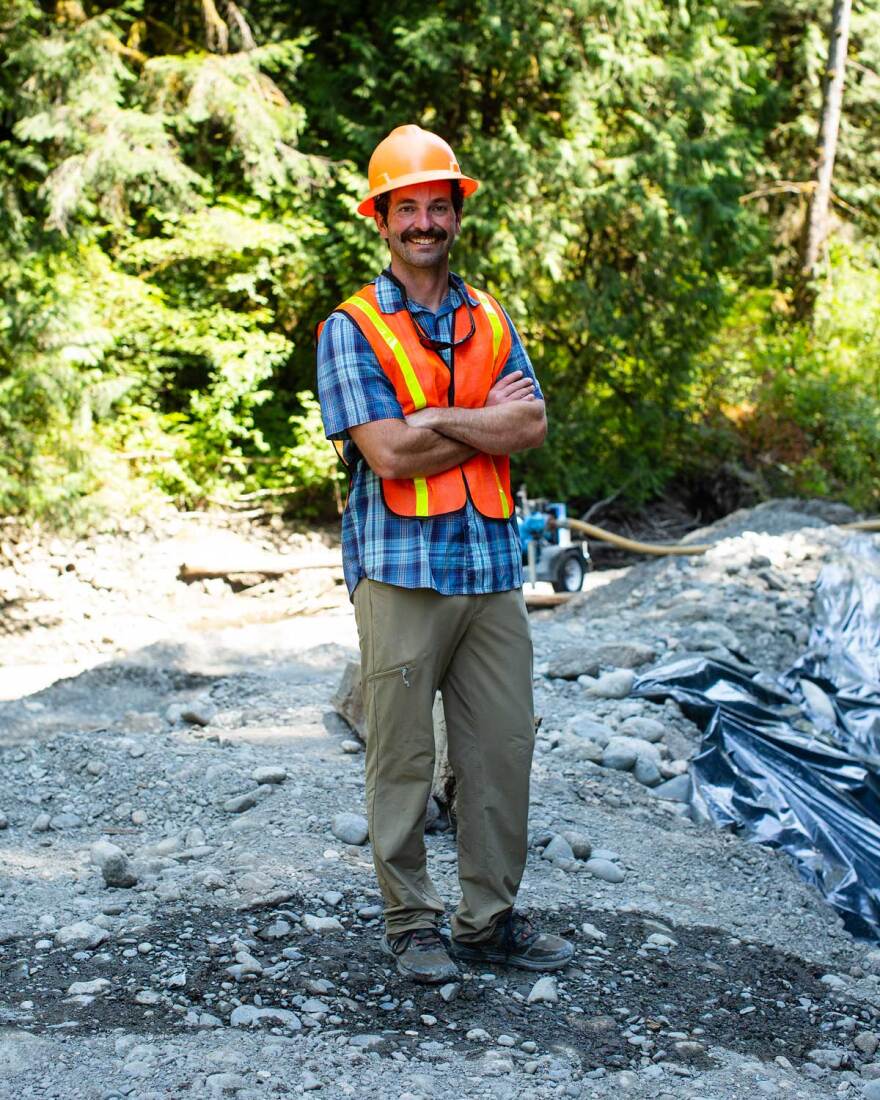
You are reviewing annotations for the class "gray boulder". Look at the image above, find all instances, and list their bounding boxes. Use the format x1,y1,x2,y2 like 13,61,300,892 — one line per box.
619,716,666,743
541,835,575,863
331,812,369,846
90,840,137,888
565,716,614,746
652,774,692,802
585,669,635,699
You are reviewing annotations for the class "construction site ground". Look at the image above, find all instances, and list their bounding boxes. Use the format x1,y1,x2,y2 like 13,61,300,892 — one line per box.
1,500,879,1100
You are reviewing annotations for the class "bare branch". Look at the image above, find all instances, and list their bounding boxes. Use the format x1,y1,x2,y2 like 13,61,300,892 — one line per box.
226,1,257,51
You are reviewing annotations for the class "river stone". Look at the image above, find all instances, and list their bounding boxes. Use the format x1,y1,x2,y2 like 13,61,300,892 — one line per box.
619,716,666,742
230,1005,301,1030
863,1082,880,1100
252,766,287,785
180,700,216,726
223,792,258,814
560,736,603,763
546,646,601,680
585,858,626,883
91,839,138,888
565,716,614,746
652,774,692,802
856,1033,880,1058
331,812,369,846
303,914,343,934
55,921,108,949
541,835,575,863
527,976,558,1004
602,735,658,772
586,669,635,699
807,1047,845,1070
67,978,111,996
561,831,592,860
634,755,663,787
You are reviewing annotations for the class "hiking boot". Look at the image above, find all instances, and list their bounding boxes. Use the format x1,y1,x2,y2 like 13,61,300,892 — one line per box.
451,910,574,971
381,927,460,984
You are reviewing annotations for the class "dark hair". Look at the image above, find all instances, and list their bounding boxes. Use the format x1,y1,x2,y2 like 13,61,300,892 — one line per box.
373,179,464,224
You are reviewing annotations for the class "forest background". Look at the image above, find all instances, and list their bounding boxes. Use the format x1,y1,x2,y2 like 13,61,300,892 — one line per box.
1,0,879,527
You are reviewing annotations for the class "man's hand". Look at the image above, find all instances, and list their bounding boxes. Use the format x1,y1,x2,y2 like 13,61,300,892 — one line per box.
485,370,537,407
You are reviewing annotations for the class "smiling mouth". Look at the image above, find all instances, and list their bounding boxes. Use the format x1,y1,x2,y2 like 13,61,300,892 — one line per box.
403,233,446,245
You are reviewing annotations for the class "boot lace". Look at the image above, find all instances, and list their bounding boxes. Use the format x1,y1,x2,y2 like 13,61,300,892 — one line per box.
498,910,539,957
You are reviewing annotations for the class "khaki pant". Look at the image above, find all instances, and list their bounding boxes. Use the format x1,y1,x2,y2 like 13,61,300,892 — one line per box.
352,579,535,941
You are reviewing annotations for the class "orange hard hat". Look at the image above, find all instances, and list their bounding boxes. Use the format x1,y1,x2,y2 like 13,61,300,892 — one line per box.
357,124,479,216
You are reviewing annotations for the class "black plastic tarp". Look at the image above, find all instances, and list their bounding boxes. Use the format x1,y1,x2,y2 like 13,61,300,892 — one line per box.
634,535,880,940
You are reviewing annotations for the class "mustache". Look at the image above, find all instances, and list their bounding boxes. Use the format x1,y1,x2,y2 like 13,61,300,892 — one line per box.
401,228,448,243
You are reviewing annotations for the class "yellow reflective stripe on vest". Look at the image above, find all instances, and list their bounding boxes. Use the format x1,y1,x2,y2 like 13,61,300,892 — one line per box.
413,477,429,516
344,293,427,410
473,289,503,361
489,458,510,519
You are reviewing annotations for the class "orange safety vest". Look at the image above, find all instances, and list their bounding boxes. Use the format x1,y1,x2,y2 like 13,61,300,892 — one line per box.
321,281,515,520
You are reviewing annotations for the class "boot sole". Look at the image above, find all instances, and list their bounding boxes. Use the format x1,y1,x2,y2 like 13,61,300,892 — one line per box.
450,944,574,972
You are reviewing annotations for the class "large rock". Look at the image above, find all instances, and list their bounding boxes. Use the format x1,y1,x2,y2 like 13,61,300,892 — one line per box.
565,716,614,746
230,1005,301,1030
619,716,666,743
634,756,663,787
55,921,108,949
331,662,366,738
547,641,657,680
541,835,575,863
527,976,558,1004
91,840,138,888
652,774,692,802
585,669,636,699
331,812,369,846
585,858,626,883
602,736,660,772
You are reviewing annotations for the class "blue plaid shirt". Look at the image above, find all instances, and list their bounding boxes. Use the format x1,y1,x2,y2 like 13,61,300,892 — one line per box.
317,270,543,597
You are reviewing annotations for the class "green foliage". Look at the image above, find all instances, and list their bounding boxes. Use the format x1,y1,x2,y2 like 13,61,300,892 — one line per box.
1,0,879,523
690,244,880,509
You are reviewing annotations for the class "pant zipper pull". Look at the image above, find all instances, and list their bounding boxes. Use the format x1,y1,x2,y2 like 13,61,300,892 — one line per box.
401,666,411,688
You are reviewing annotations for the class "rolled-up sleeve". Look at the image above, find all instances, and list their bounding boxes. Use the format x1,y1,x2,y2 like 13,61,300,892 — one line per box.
317,312,403,441
499,309,544,402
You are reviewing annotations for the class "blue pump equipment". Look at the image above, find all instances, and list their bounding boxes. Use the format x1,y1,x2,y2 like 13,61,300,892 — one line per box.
516,492,589,592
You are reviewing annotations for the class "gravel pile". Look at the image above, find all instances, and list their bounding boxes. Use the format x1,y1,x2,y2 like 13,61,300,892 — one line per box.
2,499,880,1100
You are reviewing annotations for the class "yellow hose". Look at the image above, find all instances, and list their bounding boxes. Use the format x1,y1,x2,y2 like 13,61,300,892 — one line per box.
560,514,880,558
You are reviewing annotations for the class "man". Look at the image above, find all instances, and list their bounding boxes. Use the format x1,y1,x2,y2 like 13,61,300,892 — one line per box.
317,124,573,983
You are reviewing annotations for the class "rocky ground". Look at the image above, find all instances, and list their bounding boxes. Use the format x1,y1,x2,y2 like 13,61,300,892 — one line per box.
2,501,880,1100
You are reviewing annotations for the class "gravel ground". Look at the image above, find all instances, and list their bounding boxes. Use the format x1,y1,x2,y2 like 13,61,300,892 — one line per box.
2,501,880,1100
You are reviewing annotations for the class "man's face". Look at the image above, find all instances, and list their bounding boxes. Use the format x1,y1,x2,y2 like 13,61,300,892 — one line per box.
376,181,461,270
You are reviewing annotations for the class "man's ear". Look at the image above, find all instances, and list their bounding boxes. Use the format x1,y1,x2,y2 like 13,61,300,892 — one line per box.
374,212,388,239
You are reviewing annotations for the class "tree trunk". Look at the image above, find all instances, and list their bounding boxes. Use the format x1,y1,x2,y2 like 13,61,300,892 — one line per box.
796,0,852,318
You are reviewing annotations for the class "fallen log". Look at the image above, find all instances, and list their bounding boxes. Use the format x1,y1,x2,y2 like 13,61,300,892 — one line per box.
178,556,342,582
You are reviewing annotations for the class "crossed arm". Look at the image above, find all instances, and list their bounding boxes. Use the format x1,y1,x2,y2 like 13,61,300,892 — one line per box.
349,371,547,480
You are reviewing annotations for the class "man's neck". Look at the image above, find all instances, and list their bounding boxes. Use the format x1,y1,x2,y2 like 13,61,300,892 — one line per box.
387,258,450,313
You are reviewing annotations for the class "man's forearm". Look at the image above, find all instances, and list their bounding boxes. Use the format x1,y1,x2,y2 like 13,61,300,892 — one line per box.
349,418,476,479
383,425,476,478
409,400,547,455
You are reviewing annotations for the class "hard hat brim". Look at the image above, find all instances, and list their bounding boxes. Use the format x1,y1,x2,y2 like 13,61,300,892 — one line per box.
357,171,479,216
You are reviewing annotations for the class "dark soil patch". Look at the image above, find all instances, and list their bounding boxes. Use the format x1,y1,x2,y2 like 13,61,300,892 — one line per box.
1,897,871,1072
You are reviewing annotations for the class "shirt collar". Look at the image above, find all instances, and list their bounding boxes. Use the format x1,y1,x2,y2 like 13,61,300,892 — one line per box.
375,270,479,315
